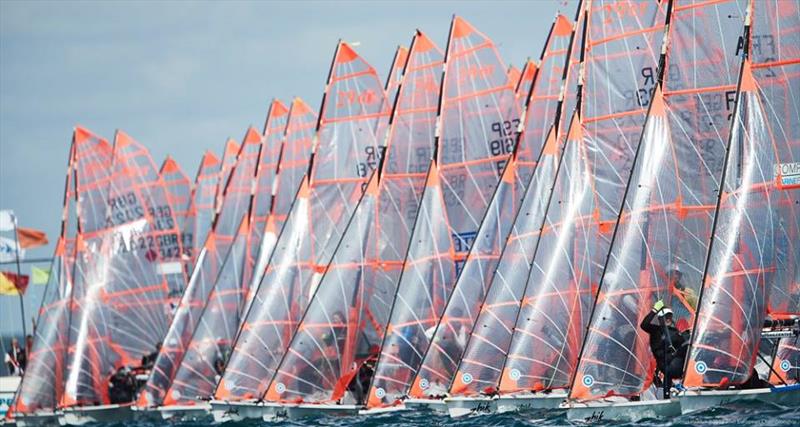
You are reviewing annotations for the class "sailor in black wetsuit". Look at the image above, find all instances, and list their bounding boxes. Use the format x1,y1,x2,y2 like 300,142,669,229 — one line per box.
640,300,689,397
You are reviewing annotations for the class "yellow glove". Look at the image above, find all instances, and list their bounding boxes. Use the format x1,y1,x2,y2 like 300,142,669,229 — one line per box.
653,299,665,312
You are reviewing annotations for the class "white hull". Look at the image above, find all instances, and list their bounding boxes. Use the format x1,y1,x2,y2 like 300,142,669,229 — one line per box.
358,403,408,415
495,391,566,413
209,400,264,423
444,395,497,418
678,385,800,414
59,404,134,426
404,397,447,413
0,376,21,422
286,403,361,419
565,399,680,423
157,402,210,421
14,411,60,427
260,402,292,421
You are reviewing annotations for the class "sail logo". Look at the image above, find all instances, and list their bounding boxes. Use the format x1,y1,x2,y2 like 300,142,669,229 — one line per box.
780,360,791,372
461,372,474,385
695,361,708,374
455,64,495,84
419,378,430,390
275,382,286,394
775,162,800,188
582,374,594,387
375,387,386,398
335,89,380,108
598,1,649,25
509,368,521,381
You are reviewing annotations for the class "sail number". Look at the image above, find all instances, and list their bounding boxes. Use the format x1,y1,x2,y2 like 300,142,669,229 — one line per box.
356,146,387,178
489,119,520,156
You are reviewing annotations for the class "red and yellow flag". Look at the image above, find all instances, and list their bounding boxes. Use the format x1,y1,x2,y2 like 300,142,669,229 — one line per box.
0,271,29,295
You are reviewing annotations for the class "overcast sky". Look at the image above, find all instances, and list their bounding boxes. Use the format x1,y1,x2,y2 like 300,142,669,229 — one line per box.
0,0,572,337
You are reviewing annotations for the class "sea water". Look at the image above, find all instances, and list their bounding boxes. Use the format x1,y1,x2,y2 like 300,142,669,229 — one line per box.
99,402,798,426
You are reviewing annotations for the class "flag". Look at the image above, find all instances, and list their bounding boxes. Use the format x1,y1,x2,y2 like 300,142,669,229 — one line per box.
31,266,51,285
0,236,24,263
17,227,48,249
0,210,15,232
0,271,29,295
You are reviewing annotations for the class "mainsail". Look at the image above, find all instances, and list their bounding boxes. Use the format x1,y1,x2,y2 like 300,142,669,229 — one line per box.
409,11,579,400
751,0,800,318
263,30,443,406
570,0,748,400
215,41,390,403
62,130,185,407
247,100,290,291
182,151,221,271
214,97,316,401
159,156,193,290
366,16,521,406
13,128,108,413
449,7,585,398
683,59,778,388
503,0,668,397
159,156,192,244
141,128,263,407
751,0,800,385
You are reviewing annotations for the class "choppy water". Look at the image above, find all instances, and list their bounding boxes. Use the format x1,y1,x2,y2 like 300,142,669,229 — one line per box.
105,401,798,427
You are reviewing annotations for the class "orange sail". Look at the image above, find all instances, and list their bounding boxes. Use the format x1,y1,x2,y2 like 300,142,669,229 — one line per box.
218,41,391,404
62,130,186,407
367,16,522,407
410,9,579,400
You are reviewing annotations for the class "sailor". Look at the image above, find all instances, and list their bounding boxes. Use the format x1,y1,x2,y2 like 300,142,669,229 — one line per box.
640,300,689,394
140,341,161,370
669,264,697,311
108,366,135,403
4,337,26,375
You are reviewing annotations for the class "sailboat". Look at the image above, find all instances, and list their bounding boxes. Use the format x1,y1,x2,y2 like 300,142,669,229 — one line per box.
138,127,265,417
565,0,755,421
254,31,443,419
208,98,316,421
753,0,800,393
443,5,587,417
153,102,292,419
208,41,391,421
55,130,186,425
158,156,193,296
10,128,110,426
364,16,521,413
493,0,669,416
405,9,579,414
676,0,800,412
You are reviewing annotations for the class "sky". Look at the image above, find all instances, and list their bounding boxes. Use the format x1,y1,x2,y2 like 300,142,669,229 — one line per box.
0,0,572,339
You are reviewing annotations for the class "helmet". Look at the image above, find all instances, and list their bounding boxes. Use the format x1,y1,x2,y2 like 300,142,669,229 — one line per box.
669,263,682,274
658,307,674,317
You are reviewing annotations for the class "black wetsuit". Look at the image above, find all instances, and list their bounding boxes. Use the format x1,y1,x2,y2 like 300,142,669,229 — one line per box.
640,310,688,381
